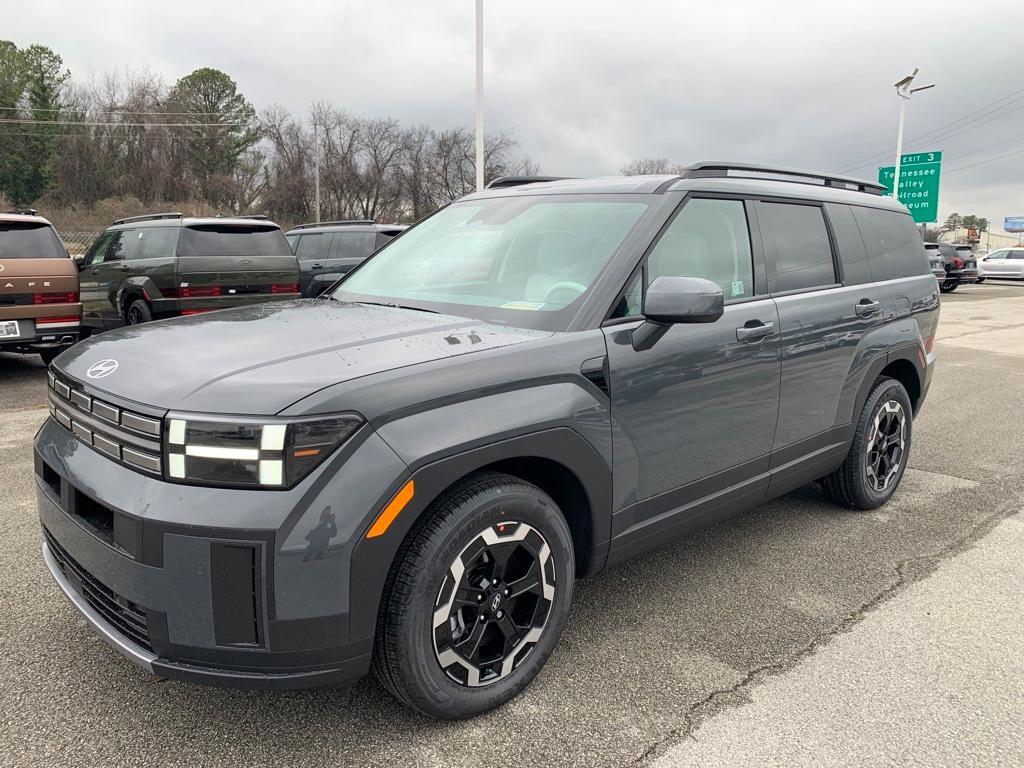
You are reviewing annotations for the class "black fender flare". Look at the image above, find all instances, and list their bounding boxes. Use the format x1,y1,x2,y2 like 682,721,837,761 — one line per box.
347,427,611,641
851,342,924,424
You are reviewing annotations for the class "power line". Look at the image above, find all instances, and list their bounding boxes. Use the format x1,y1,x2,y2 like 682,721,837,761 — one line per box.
944,145,1024,175
0,105,233,117
0,117,244,128
0,130,245,142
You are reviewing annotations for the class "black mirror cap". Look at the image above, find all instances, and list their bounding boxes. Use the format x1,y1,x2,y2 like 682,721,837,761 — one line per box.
643,275,724,324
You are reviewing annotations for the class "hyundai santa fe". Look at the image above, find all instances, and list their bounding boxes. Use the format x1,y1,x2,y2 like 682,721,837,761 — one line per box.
36,162,938,719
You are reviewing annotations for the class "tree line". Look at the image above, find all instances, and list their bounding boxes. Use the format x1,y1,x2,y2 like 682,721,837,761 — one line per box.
0,41,536,228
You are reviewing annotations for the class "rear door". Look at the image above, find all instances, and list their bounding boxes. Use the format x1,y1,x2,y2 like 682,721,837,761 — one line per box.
80,230,133,328
293,232,331,296
174,224,300,309
756,199,881,493
1009,249,1024,277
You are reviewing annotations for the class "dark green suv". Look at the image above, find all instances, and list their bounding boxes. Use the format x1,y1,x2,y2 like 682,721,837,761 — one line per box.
78,213,301,333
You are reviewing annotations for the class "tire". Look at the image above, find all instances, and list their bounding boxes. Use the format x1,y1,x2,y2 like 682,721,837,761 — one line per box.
39,347,61,366
939,280,958,293
125,298,153,325
372,471,575,719
821,377,913,510
976,277,986,284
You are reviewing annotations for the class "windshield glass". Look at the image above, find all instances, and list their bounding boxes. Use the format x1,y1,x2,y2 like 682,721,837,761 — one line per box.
332,195,650,329
178,225,292,257
0,222,66,259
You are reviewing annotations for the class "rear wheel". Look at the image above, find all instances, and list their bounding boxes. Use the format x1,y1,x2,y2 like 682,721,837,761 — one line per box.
125,298,152,325
822,377,913,510
373,471,574,719
939,279,958,293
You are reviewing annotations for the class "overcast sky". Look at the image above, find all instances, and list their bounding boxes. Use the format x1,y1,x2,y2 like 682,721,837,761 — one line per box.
8,0,1023,234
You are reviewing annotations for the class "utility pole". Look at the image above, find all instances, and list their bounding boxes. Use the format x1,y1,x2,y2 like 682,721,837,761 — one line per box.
313,119,321,223
475,0,484,192
892,68,934,204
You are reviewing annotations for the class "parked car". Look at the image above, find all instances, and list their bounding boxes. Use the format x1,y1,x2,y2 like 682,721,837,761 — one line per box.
37,162,938,719
77,213,301,334
977,247,1024,280
285,220,407,297
923,243,946,284
0,209,81,364
925,242,979,292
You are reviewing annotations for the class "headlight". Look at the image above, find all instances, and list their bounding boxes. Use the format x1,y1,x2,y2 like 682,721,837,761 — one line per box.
164,413,363,489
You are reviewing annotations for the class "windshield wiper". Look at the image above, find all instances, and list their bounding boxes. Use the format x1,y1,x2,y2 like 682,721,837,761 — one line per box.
353,300,440,314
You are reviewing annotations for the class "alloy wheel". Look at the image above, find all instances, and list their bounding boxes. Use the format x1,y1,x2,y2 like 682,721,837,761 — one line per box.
127,305,146,325
432,521,555,687
865,400,906,492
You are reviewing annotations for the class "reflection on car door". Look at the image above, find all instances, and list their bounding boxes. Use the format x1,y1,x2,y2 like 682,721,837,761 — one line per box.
79,231,116,328
604,197,781,561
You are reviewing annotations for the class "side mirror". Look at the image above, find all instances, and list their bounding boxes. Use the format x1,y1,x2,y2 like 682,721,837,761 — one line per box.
633,276,724,351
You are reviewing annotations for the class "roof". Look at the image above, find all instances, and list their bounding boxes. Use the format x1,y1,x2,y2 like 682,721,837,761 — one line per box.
109,215,282,230
0,211,53,226
460,161,906,212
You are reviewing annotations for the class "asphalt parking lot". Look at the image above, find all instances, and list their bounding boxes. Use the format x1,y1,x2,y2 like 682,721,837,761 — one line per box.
2,281,1023,767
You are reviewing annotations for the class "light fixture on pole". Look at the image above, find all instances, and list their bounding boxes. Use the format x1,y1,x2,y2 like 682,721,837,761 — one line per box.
475,0,484,192
892,68,935,204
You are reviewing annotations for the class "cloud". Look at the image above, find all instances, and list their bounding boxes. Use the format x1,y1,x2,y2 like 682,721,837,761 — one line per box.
6,0,1021,229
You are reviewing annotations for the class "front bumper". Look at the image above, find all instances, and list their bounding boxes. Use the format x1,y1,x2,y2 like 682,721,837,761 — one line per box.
35,412,408,689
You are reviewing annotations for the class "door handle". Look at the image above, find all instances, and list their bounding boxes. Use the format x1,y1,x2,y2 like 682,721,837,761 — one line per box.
855,299,881,317
736,320,774,342
311,263,324,269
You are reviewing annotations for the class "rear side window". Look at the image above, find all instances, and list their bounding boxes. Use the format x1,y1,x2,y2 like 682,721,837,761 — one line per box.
295,233,327,259
330,232,376,260
647,198,754,300
757,202,836,293
851,207,927,281
824,204,872,285
0,222,66,259
177,226,291,257
133,227,179,259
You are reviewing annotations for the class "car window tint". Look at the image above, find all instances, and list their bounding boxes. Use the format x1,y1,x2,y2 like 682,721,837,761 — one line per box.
106,230,139,262
330,232,376,259
824,204,872,285
0,222,66,259
285,233,299,253
1012,251,1024,260
647,198,753,300
609,270,643,319
295,233,326,259
851,207,929,281
83,231,115,265
177,225,291,257
758,202,835,292
134,227,179,259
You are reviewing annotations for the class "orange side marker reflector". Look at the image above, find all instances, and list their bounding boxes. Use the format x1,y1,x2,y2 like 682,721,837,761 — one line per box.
366,480,415,539
293,448,320,458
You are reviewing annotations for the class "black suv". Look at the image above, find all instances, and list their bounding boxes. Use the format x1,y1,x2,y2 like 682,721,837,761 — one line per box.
36,163,938,719
285,220,407,297
924,241,978,293
77,214,301,333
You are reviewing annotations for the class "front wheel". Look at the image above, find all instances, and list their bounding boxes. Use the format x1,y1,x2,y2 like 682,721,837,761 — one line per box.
39,347,61,366
975,277,986,284
373,472,575,719
939,280,958,293
822,377,913,510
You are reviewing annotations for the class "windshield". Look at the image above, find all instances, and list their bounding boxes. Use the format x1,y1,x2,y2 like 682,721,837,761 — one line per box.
332,195,650,329
177,225,292,257
0,222,66,259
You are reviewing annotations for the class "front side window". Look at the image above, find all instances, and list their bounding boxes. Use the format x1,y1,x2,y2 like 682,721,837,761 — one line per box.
647,198,754,300
295,233,326,260
105,230,138,262
83,231,115,265
758,202,836,293
333,195,651,330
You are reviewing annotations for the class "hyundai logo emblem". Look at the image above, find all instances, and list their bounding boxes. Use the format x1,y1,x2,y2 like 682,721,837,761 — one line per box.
86,359,119,379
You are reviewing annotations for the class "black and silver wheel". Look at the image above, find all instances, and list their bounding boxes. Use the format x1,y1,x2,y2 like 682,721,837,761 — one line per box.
822,377,913,509
125,298,152,325
939,279,958,293
373,471,574,719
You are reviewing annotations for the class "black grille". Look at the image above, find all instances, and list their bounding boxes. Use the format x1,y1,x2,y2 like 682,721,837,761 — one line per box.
44,527,152,652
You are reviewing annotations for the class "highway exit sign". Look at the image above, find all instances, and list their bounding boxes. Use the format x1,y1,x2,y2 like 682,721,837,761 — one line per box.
878,151,941,223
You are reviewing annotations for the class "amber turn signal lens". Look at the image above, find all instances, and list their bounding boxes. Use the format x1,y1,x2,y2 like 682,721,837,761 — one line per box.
366,480,415,539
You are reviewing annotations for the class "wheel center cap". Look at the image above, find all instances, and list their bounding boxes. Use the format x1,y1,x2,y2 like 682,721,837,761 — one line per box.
488,592,504,613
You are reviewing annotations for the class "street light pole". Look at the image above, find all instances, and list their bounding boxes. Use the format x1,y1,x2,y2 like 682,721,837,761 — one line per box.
892,68,935,205
475,0,484,192
313,119,321,223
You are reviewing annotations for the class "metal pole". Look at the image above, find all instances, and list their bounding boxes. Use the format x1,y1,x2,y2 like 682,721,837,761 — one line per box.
892,96,907,204
475,0,484,192
314,119,321,223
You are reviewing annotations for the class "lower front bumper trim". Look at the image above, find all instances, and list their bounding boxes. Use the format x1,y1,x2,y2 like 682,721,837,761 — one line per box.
42,540,157,671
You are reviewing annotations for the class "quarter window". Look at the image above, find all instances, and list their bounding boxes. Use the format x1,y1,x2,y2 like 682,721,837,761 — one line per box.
330,232,377,259
851,206,927,281
647,198,754,300
295,234,327,260
134,227,179,259
758,202,836,293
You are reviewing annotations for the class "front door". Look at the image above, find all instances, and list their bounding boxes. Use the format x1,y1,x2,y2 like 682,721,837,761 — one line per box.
79,231,117,328
604,197,781,557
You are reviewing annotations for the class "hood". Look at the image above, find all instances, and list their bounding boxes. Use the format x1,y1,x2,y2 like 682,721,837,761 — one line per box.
55,300,550,414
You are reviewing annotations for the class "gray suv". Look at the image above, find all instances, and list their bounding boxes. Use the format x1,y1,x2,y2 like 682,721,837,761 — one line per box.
36,162,938,719
285,220,407,297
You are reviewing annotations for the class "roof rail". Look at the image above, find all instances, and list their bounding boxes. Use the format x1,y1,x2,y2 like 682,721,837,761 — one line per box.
2,208,39,216
679,162,886,195
113,212,183,225
486,176,574,190
234,214,269,220
289,219,376,230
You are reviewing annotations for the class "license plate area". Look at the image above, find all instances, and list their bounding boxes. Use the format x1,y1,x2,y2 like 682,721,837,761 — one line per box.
0,320,20,338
